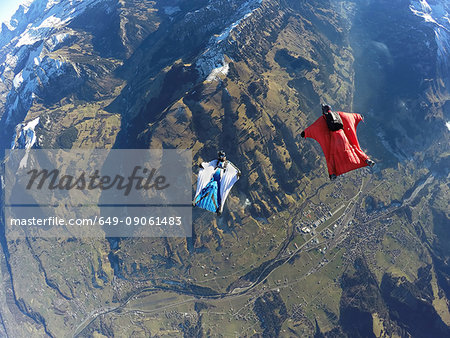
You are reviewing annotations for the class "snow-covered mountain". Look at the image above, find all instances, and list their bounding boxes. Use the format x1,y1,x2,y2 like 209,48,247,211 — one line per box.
0,0,270,150
410,0,450,80
195,0,262,80
409,0,450,130
0,0,106,150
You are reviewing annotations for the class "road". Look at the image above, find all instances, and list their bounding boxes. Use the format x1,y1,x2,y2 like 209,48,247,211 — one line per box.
73,174,436,336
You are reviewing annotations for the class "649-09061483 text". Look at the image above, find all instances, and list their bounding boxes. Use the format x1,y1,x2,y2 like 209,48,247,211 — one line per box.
8,216,183,227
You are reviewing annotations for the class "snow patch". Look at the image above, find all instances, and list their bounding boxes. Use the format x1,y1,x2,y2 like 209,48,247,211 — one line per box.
11,116,40,152
0,0,103,132
45,0,60,11
21,0,34,12
39,15,63,28
16,30,41,47
45,32,69,51
5,95,20,123
164,6,180,15
214,0,261,43
13,72,24,89
196,0,263,80
206,61,229,82
1,0,102,48
215,18,242,43
446,121,450,131
4,42,70,126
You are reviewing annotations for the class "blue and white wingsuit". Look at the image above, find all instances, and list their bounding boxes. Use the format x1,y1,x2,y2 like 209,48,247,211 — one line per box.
193,153,240,215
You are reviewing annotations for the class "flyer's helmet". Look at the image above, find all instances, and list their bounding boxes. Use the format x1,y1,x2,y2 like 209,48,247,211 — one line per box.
218,150,226,162
321,104,332,114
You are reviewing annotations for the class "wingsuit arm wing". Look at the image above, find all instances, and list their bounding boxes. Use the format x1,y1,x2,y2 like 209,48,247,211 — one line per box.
303,117,335,176
354,112,364,127
227,161,241,178
194,160,216,201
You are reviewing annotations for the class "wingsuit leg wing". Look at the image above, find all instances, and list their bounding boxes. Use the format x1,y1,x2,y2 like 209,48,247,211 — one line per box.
194,160,216,205
218,161,240,213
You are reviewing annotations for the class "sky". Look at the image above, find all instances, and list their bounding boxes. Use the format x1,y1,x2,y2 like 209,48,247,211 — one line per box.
0,0,24,24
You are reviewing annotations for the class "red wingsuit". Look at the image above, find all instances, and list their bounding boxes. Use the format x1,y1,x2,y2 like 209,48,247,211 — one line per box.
304,112,369,176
